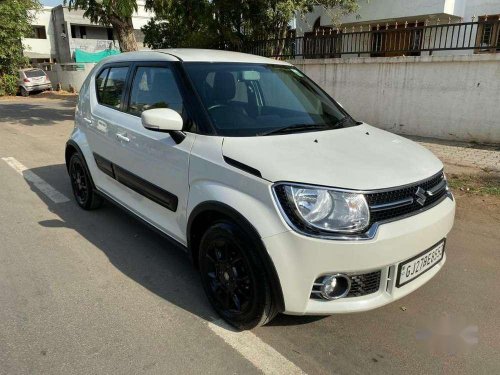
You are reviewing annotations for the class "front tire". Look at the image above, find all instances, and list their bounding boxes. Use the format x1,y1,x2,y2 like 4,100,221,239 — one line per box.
199,220,277,330
69,153,102,210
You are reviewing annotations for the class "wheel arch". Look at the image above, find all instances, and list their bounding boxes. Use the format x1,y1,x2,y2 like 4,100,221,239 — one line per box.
187,201,285,312
65,139,97,191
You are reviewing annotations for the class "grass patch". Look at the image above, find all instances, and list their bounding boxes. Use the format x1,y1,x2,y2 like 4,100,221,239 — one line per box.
447,173,500,196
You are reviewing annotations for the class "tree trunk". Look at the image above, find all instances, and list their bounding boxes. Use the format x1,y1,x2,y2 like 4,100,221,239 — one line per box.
110,16,138,52
275,22,288,59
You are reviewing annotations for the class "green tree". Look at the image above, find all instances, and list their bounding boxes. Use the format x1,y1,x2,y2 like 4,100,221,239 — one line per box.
142,0,217,49
142,0,361,51
0,0,41,76
65,0,139,52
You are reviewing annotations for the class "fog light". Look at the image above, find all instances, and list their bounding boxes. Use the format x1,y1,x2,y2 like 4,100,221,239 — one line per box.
320,274,351,300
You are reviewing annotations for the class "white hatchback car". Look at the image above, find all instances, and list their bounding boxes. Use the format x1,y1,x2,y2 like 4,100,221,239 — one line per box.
66,49,455,329
18,68,52,96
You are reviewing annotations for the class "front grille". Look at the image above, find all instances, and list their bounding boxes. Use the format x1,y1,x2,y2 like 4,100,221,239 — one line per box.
365,171,447,225
348,271,382,297
274,170,448,237
310,271,382,300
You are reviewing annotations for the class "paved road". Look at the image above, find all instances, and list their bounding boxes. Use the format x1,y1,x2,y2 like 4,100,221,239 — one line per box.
0,97,499,374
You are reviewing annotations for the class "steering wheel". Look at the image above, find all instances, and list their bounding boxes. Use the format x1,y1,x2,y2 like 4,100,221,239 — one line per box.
207,103,231,111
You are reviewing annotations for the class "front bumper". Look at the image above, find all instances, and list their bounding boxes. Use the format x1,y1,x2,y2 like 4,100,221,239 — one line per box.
263,195,456,315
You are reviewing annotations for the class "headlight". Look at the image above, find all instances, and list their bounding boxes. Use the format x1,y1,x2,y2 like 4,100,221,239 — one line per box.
275,184,370,234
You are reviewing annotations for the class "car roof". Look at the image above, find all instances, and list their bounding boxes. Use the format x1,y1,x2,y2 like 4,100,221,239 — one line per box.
99,49,291,66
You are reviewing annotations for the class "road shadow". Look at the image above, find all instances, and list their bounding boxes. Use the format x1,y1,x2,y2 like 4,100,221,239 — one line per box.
0,100,76,126
267,314,328,326
32,91,78,102
27,163,218,325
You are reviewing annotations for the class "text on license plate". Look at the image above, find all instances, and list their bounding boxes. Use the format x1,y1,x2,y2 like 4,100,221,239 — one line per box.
397,240,445,287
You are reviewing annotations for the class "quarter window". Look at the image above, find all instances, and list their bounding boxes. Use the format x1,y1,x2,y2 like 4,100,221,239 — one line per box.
95,68,108,103
128,66,184,116
99,67,129,108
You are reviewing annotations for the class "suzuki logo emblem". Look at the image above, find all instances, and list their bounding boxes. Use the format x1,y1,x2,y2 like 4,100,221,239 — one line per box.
415,187,427,206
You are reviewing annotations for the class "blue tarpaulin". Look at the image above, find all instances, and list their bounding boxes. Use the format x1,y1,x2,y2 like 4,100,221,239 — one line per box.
74,49,120,63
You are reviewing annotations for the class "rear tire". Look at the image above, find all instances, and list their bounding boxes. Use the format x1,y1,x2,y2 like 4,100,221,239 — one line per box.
198,220,278,330
20,87,29,97
69,153,102,210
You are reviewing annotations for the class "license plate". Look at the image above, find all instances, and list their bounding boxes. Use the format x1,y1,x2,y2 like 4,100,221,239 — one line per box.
396,240,445,287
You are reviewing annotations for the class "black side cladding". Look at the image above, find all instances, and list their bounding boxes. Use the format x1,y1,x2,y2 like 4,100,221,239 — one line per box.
93,153,178,212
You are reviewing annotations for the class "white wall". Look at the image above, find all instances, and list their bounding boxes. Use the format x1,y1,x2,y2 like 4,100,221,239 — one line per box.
133,0,155,29
70,39,118,53
297,0,456,34
463,0,500,20
290,54,500,144
42,63,95,92
297,0,500,35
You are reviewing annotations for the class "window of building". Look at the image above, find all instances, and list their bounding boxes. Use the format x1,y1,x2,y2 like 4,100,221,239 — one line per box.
128,66,184,116
107,28,114,41
476,15,500,53
70,25,88,39
32,26,47,39
97,67,129,109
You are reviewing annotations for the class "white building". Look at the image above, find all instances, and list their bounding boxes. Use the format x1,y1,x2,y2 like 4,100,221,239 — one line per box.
24,6,56,63
296,0,500,57
23,1,154,63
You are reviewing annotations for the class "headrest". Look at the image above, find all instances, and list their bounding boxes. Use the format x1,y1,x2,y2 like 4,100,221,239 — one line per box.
211,71,235,102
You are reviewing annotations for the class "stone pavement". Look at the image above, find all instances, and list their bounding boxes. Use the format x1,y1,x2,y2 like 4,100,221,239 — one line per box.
407,136,500,173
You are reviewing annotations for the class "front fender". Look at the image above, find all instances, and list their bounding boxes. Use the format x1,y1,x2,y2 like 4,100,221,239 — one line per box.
187,179,288,240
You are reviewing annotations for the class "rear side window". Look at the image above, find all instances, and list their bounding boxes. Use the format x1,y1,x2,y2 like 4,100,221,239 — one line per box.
128,66,183,116
25,69,46,78
98,66,129,109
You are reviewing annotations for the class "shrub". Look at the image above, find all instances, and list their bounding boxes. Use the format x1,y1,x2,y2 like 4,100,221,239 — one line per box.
0,74,18,96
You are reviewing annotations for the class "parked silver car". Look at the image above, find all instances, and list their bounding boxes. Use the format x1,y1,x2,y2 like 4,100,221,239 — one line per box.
18,68,52,97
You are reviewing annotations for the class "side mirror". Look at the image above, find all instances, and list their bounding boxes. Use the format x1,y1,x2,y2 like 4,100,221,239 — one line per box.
141,108,183,132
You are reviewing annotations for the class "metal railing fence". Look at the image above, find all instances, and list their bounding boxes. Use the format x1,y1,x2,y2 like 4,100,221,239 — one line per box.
235,17,500,59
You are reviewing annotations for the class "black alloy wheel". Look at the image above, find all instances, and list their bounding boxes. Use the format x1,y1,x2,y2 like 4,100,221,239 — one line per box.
199,220,277,330
69,153,102,210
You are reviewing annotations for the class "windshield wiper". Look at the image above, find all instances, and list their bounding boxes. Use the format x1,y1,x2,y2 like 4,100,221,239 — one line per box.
258,123,331,136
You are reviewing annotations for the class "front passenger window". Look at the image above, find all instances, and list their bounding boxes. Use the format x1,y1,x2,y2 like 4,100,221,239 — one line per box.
128,66,184,117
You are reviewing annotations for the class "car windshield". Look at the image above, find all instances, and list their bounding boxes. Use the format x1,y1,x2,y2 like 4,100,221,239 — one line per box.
24,69,46,78
184,63,357,136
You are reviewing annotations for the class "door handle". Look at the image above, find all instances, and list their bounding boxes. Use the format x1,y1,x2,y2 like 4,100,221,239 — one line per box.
83,117,92,125
116,133,130,142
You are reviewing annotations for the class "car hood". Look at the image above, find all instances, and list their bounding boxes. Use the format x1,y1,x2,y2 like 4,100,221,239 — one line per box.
221,124,443,190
